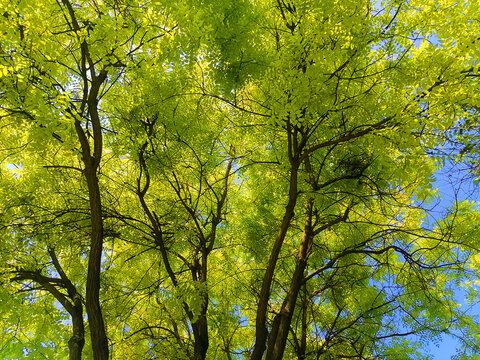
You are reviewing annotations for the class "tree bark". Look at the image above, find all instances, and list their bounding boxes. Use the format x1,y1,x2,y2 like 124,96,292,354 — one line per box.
68,294,85,360
73,74,109,359
73,73,109,359
60,0,109,357
265,198,313,360
10,267,85,360
251,122,303,360
191,309,209,360
191,251,210,360
84,164,109,360
48,248,86,360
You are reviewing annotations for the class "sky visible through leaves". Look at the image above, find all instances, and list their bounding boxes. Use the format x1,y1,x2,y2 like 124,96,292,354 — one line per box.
2,0,480,359
429,161,480,359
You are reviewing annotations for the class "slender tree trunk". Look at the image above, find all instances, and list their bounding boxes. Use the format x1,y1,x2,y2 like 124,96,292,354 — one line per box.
84,165,109,360
61,0,109,356
266,198,313,360
251,162,299,360
251,122,305,360
74,70,109,359
68,295,85,360
299,286,308,360
12,264,86,359
191,252,209,360
191,312,209,360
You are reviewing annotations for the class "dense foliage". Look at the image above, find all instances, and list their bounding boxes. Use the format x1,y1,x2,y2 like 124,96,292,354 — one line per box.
1,0,480,359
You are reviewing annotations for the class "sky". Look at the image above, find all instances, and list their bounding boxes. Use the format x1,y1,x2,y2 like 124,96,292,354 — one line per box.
428,160,480,359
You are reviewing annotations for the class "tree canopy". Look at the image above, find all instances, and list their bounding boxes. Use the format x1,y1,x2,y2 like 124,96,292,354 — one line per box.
1,0,480,359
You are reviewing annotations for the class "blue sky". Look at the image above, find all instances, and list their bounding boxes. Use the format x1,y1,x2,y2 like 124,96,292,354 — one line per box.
428,160,480,359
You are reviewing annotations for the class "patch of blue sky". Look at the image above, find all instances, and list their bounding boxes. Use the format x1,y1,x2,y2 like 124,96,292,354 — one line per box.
391,157,475,358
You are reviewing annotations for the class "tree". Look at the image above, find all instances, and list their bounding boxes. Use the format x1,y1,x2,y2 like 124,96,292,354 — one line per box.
1,0,480,359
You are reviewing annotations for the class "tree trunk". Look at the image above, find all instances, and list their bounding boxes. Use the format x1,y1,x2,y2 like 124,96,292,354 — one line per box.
68,294,85,360
192,313,209,360
63,0,109,355
251,122,304,360
265,198,313,360
251,162,299,360
83,163,109,360
74,65,109,359
192,252,210,360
